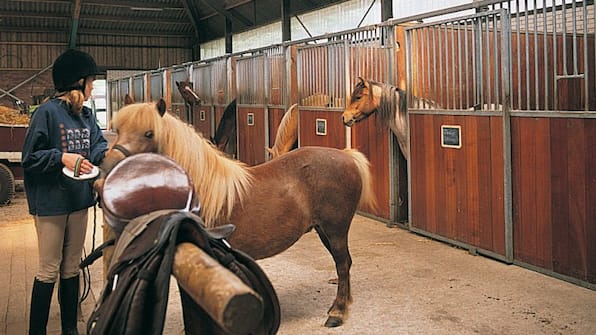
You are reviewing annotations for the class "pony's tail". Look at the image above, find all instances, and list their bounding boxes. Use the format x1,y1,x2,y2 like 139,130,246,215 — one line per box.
343,149,377,212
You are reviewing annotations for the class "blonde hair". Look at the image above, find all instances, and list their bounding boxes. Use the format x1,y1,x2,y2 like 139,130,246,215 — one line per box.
56,78,88,114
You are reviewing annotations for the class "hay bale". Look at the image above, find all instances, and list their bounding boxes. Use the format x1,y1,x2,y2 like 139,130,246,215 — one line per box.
0,106,30,125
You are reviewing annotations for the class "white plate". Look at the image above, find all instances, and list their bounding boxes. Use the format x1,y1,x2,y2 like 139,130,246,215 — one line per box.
62,165,99,180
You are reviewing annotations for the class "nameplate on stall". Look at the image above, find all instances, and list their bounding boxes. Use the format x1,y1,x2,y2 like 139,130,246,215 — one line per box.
441,125,461,149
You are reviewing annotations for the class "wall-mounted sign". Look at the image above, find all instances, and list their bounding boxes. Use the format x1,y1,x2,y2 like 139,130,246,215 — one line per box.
316,118,327,135
199,110,206,121
247,113,255,126
441,125,461,148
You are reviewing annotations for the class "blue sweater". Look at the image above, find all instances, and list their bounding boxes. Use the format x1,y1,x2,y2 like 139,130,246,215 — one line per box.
22,98,108,216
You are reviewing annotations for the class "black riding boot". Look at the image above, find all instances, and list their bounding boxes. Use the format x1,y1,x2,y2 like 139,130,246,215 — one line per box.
29,278,55,335
58,275,80,335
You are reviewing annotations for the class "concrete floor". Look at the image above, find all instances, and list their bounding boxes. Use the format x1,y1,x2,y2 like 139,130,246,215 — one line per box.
2,191,595,334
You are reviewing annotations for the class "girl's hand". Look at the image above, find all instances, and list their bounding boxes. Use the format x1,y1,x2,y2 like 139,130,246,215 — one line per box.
62,153,94,175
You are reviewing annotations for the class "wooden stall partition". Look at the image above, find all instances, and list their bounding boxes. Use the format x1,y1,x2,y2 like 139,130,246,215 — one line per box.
345,28,395,221
191,63,215,138
512,116,596,285
296,40,347,150
409,114,506,257
235,55,265,164
132,74,145,103
298,109,346,149
237,106,267,165
267,107,288,150
149,70,164,102
350,114,392,220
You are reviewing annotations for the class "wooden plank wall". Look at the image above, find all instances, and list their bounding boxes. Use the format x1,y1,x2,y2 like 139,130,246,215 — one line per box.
350,115,392,219
298,110,346,149
268,107,288,151
512,117,596,284
409,114,506,256
193,105,213,139
237,106,267,165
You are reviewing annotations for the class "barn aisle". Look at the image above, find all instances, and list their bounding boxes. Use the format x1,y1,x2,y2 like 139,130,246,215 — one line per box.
1,190,595,335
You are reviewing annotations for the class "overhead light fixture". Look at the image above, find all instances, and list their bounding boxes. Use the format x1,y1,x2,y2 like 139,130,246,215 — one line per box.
130,7,164,12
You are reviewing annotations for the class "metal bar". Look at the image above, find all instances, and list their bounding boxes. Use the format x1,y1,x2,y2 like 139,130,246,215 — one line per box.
0,64,53,100
524,0,530,110
457,21,463,109
499,8,513,262
493,13,499,107
543,0,549,110
562,0,568,75
533,0,539,110
438,24,444,108
450,21,456,109
465,19,470,108
584,0,590,111
432,27,438,109
572,0,578,75
553,0,558,110
515,0,521,110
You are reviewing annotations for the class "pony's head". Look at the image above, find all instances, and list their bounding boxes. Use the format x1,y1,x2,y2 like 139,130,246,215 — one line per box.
176,80,201,105
342,77,379,127
98,98,252,227
110,99,167,157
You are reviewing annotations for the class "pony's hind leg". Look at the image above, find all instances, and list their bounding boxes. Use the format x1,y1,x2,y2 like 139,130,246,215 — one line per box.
314,225,352,327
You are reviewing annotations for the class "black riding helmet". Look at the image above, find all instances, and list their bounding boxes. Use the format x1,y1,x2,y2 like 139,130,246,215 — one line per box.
52,49,99,92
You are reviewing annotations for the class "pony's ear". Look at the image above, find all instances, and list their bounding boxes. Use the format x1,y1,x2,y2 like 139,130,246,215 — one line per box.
176,81,180,87
156,99,167,117
358,76,365,84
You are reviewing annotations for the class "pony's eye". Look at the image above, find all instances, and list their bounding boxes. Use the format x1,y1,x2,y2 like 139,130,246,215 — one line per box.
144,130,154,138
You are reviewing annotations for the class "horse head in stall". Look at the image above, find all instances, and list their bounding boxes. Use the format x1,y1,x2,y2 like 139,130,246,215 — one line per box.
342,77,440,160
212,99,237,158
266,103,298,159
95,98,377,328
176,79,202,106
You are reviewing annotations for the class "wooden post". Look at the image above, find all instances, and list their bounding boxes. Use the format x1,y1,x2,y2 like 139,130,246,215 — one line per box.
173,242,264,334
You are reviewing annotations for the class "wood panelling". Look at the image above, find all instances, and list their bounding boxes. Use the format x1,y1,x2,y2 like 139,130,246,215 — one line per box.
192,105,213,140
298,109,346,149
350,114,392,220
512,117,596,283
237,107,266,166
268,107,287,149
410,114,506,256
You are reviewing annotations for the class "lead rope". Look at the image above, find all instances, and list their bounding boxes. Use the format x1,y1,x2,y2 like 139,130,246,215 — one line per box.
80,201,98,303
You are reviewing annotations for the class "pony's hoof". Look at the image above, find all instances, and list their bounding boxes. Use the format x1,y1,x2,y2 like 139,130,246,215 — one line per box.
324,316,343,328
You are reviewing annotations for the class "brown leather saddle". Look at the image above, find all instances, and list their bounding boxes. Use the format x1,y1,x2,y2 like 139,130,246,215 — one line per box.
101,152,199,233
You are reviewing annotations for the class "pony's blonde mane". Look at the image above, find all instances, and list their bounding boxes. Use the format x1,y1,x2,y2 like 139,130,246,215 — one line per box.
268,103,298,158
115,102,252,227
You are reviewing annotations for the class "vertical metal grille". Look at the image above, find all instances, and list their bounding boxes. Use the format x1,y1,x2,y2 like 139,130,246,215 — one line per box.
297,40,346,108
149,72,163,101
133,75,144,102
191,64,212,104
171,68,188,104
211,58,228,106
236,54,267,105
406,9,510,112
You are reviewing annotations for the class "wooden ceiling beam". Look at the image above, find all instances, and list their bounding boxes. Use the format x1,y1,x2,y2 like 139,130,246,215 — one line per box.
200,0,253,27
69,0,82,48
82,0,184,11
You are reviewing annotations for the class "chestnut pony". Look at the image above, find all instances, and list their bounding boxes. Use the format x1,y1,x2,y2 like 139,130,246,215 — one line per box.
99,99,376,327
342,77,440,160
